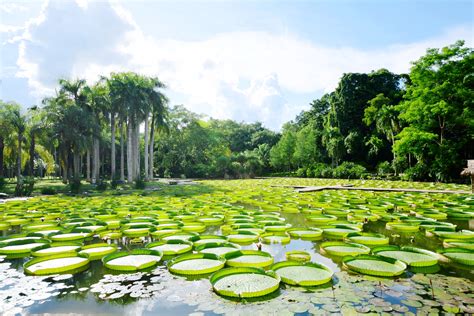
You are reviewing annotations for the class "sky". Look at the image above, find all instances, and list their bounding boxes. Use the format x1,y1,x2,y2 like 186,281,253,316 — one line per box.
0,0,473,130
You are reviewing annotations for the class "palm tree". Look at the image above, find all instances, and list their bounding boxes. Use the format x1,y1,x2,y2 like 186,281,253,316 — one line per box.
0,101,14,178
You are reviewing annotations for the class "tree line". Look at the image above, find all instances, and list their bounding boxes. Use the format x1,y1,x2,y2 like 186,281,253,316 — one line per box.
0,41,472,194
270,40,473,182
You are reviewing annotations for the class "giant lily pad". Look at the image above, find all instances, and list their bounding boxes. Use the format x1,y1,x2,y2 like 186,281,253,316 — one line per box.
373,246,438,267
103,249,163,271
320,241,370,257
168,253,226,275
272,261,333,286
342,254,407,277
24,253,90,275
224,250,274,268
210,267,280,298
439,248,474,266
195,242,240,256
79,243,118,260
146,239,193,256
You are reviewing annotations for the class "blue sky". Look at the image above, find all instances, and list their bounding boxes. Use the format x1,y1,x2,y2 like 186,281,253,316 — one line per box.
1,0,472,130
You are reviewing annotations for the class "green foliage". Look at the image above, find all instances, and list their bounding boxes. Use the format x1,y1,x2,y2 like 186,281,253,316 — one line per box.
332,162,367,179
14,176,35,197
0,177,5,191
69,178,81,194
96,180,108,191
134,177,146,190
40,187,57,195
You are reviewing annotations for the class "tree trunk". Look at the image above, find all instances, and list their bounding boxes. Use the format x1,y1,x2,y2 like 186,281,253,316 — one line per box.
73,151,80,179
120,120,125,182
29,132,35,176
144,113,149,180
149,115,155,180
127,120,133,182
92,138,100,183
110,113,116,180
17,132,22,180
0,136,4,177
86,150,91,182
135,123,140,180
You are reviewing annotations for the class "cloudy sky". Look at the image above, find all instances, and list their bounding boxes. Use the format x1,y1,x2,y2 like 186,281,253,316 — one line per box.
1,0,472,130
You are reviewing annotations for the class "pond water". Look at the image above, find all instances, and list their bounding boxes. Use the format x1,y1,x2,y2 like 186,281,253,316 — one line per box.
0,179,473,315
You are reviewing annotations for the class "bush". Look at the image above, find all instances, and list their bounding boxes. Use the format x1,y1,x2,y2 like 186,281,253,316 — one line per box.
310,163,332,178
40,187,57,195
0,177,5,191
377,161,393,176
134,177,146,190
296,167,307,177
15,177,35,197
111,178,121,189
401,164,431,181
69,178,81,194
333,162,367,179
96,180,108,191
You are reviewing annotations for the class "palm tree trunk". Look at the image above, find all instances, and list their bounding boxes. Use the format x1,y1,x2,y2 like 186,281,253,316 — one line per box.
120,120,125,182
17,132,22,180
149,115,155,180
86,150,91,181
0,136,4,177
135,123,140,180
110,113,116,180
29,132,35,176
92,138,100,183
73,150,80,179
127,120,133,182
144,113,149,180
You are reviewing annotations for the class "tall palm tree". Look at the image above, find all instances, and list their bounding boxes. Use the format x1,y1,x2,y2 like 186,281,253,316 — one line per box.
4,102,27,180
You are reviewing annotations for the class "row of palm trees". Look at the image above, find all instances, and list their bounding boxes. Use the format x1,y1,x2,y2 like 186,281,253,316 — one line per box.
0,72,168,184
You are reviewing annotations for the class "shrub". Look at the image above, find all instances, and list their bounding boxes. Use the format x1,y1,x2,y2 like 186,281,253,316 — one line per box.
296,167,307,177
15,177,35,197
401,164,431,181
96,180,108,191
111,178,121,189
40,187,57,195
333,162,367,179
0,177,5,191
377,161,393,176
310,163,331,178
134,177,146,190
69,178,81,194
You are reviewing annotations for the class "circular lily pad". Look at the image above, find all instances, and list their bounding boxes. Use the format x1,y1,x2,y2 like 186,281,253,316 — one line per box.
50,230,93,242
224,250,274,268
103,249,163,271
261,233,291,244
195,242,240,256
79,243,118,260
439,248,474,266
210,267,280,298
272,261,333,286
145,239,193,256
286,250,311,262
24,253,90,275
31,242,81,257
226,230,259,244
0,239,50,254
345,232,389,246
189,235,228,247
443,239,474,250
373,246,438,267
168,253,226,275
342,254,407,277
287,228,323,240
320,241,370,257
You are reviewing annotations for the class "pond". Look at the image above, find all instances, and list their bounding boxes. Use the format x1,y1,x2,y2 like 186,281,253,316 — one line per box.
0,179,473,315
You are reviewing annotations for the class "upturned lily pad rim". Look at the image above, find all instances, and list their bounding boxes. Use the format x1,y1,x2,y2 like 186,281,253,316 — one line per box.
145,239,193,255
320,241,371,257
24,252,90,275
195,242,240,253
31,241,82,257
372,245,439,267
79,243,118,260
210,267,281,298
342,254,407,277
168,252,226,275
260,232,291,244
102,248,163,271
271,260,334,286
285,250,311,262
0,238,50,254
224,250,274,267
345,232,389,246
438,247,474,266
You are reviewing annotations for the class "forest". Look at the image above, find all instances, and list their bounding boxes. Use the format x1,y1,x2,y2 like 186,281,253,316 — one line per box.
0,41,473,195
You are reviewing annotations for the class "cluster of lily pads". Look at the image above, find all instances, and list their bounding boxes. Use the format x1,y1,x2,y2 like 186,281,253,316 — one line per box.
0,179,472,305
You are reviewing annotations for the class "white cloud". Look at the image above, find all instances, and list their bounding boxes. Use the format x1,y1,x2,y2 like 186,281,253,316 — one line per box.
0,2,27,14
1,0,472,130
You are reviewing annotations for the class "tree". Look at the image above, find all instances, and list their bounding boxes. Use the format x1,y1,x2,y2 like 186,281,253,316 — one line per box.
396,40,474,181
